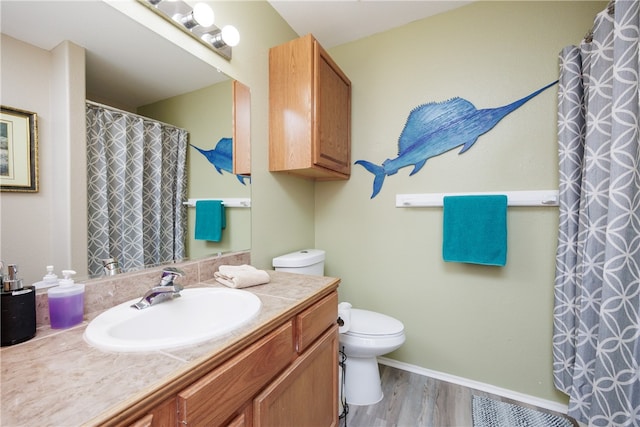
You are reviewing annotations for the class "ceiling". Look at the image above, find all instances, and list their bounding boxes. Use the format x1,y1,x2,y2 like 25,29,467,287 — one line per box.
1,1,471,108
268,0,473,48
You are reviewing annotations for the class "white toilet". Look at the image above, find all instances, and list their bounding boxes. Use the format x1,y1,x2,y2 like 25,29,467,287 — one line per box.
338,307,405,405
273,249,406,407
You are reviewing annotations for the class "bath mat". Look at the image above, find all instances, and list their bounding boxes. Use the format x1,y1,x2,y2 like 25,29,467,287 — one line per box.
472,396,574,427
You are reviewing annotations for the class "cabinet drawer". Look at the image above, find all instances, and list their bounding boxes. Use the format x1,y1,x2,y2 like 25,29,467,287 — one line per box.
296,292,338,353
178,321,294,426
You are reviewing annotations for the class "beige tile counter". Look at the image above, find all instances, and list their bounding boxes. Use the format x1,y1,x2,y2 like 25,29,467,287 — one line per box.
0,271,339,426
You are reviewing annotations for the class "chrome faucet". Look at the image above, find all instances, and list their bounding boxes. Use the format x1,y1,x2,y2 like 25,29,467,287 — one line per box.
131,267,185,310
102,258,122,276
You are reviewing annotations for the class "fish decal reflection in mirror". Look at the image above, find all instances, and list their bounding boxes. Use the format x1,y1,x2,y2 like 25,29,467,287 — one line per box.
191,137,250,185
355,81,558,198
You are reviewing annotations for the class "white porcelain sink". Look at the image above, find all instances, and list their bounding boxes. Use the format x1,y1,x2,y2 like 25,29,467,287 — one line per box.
84,287,261,352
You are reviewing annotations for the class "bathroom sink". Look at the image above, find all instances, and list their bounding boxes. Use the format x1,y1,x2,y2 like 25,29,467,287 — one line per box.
84,287,261,352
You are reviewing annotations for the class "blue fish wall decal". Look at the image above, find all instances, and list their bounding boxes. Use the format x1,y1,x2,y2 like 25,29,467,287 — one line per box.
355,81,558,198
190,137,250,185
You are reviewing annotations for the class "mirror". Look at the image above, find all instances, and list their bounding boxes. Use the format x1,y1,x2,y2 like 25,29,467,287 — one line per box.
137,78,251,264
0,1,250,283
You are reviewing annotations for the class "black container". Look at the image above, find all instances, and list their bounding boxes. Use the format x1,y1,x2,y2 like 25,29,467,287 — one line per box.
1,287,36,346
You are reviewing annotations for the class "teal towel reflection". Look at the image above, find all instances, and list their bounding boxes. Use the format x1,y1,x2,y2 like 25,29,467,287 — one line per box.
195,200,226,242
442,195,507,266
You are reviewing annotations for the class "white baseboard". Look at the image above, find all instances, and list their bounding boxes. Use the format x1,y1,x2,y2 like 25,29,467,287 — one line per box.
377,357,569,415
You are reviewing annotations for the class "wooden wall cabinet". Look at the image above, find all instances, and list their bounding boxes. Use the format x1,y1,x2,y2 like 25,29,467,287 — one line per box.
269,34,351,180
127,292,338,427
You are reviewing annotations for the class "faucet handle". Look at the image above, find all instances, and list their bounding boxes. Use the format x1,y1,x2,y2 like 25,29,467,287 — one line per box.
160,267,185,287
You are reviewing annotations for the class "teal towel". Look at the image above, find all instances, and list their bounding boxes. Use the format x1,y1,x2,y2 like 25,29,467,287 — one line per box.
442,195,507,266
195,200,226,242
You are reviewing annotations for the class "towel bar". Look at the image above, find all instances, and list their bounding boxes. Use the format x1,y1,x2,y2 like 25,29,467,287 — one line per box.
184,198,251,208
396,190,559,208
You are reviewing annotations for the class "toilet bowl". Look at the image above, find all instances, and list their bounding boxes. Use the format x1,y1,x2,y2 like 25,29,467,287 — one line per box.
271,250,405,407
339,308,405,406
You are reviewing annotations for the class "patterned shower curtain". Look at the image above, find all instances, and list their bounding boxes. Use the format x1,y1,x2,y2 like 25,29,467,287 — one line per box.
86,102,188,276
553,1,639,426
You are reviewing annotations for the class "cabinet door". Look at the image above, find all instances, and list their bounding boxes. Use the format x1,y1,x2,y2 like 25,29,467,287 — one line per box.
268,35,314,173
178,322,294,426
254,326,339,427
233,80,251,176
313,41,351,176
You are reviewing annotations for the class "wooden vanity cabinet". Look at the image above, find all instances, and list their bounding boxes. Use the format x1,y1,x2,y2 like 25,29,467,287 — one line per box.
128,291,338,427
269,33,351,180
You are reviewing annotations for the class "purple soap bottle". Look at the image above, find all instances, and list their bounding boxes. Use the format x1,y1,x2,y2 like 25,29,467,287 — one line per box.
48,270,85,329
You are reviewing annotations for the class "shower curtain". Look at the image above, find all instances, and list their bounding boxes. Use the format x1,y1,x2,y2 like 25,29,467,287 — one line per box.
86,102,188,276
553,1,639,426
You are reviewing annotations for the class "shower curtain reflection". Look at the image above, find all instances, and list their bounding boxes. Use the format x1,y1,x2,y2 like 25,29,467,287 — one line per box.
86,102,188,277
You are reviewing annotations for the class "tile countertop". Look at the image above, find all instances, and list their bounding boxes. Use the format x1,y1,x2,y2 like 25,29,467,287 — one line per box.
0,271,340,427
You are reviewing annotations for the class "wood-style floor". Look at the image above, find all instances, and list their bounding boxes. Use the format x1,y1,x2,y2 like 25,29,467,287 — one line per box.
339,364,578,427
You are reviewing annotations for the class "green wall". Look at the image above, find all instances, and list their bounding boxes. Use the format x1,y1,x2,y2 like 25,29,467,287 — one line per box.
314,1,605,404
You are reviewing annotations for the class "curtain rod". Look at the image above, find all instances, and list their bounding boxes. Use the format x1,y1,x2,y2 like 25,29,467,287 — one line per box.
584,0,615,43
86,100,187,132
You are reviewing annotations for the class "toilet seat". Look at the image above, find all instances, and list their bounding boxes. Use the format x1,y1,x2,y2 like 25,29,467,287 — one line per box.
345,329,405,339
343,308,404,337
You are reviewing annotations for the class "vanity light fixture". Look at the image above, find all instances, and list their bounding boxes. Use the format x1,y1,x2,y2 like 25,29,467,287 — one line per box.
140,0,239,60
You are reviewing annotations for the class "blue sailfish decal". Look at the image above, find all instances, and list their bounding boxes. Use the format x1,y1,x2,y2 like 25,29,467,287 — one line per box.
190,137,250,185
355,81,558,198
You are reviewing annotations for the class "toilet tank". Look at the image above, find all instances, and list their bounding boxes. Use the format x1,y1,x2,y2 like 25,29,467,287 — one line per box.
272,249,325,276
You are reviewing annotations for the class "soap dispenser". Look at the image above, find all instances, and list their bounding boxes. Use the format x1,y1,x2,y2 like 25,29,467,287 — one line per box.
1,264,37,346
43,265,58,284
34,265,59,289
48,270,85,329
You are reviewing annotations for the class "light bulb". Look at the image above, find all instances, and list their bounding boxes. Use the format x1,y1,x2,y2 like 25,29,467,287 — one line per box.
174,2,214,30
221,25,240,47
202,26,240,49
192,3,214,28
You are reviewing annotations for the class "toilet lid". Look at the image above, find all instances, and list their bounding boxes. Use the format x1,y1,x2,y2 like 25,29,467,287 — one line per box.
347,309,404,336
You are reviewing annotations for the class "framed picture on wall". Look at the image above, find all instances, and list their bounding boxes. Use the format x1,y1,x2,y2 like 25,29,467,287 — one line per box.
1,106,38,192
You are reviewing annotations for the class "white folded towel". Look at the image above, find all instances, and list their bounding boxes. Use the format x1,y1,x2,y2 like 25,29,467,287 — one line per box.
214,264,271,289
218,264,256,274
